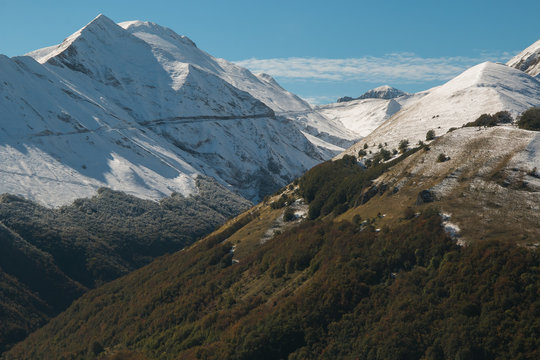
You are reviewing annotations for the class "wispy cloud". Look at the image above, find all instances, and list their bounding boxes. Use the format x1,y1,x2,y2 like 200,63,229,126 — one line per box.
301,95,343,105
235,52,513,83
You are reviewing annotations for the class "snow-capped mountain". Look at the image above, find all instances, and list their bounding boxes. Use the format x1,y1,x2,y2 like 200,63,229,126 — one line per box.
311,88,426,138
337,85,407,102
341,61,540,157
507,38,540,78
316,98,401,137
280,87,416,149
0,14,343,206
358,85,407,100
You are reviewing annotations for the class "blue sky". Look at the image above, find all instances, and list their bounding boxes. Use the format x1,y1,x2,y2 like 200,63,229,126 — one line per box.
1,0,539,103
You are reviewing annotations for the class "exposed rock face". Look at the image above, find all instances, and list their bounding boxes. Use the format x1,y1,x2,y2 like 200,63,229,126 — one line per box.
507,38,540,78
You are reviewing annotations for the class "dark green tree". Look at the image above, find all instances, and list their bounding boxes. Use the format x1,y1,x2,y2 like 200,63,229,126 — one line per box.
398,139,409,153
517,107,540,130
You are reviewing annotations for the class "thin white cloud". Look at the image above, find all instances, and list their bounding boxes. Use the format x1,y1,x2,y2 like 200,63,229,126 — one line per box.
301,95,342,105
235,52,513,83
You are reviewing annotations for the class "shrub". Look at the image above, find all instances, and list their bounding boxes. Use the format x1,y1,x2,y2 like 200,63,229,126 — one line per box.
528,167,539,178
517,107,540,131
283,207,296,222
271,194,290,209
398,139,409,153
299,147,423,220
464,111,514,128
426,130,435,141
364,159,372,168
363,143,369,149
464,113,496,127
437,153,448,162
90,341,104,356
358,149,367,157
372,149,392,166
493,110,513,124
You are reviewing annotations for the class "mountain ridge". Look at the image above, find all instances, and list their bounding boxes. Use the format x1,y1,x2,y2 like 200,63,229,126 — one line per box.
507,38,540,78
341,61,540,157
1,14,351,206
337,85,407,103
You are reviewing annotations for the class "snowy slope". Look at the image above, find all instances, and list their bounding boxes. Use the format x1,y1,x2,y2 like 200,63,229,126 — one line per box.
117,20,356,152
282,110,360,149
317,98,401,137
341,62,540,157
507,38,540,78
313,91,427,137
0,14,331,206
118,19,311,113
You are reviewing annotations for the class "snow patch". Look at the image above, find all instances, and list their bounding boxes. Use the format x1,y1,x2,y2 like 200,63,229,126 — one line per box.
441,212,463,245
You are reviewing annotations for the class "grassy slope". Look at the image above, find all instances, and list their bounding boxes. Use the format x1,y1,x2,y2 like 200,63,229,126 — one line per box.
339,126,540,245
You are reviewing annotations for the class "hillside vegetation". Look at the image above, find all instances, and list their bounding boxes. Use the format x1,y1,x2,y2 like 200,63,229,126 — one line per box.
0,176,250,353
6,149,540,360
517,107,540,130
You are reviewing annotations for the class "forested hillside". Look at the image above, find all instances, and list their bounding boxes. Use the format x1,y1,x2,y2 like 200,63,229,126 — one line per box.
0,176,250,353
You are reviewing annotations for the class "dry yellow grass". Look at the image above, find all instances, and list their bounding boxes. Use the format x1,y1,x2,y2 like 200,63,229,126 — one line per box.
337,126,540,245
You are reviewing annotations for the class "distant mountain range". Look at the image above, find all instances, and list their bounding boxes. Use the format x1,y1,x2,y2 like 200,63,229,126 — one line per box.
337,85,408,103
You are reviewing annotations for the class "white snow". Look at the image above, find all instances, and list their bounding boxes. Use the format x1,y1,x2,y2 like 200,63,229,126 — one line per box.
0,14,345,206
118,19,312,113
341,62,540,158
356,85,407,100
317,98,402,136
440,213,463,245
301,131,345,153
507,38,540,78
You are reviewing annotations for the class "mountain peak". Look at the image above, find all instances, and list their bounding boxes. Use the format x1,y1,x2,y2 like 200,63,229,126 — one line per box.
119,20,197,48
81,13,118,32
439,61,537,94
27,14,127,64
89,13,112,23
358,85,407,100
77,13,126,39
337,85,406,102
